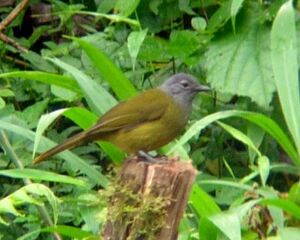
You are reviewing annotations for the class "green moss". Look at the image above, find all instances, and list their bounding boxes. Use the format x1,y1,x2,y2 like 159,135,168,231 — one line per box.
101,172,171,239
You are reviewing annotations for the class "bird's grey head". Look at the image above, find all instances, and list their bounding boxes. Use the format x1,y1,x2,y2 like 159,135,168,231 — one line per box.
159,73,210,111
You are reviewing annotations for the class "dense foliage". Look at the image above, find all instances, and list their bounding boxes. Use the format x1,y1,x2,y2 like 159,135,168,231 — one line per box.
1,0,300,239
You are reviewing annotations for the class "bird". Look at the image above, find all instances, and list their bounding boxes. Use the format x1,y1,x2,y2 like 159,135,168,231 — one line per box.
33,73,210,164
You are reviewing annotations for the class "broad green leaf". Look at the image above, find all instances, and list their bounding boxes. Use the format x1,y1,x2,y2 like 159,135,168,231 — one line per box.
98,0,116,13
115,0,140,17
271,1,300,156
190,184,220,240
189,184,221,218
209,211,241,240
0,169,87,186
0,119,109,187
138,36,170,61
48,57,117,115
168,110,300,166
33,108,69,159
258,156,270,186
75,38,137,100
168,30,201,62
205,22,274,107
217,121,261,157
0,71,81,93
128,29,148,70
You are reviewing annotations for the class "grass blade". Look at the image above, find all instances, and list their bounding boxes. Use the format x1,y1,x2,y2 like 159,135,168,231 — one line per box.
168,110,300,166
0,169,87,186
0,71,80,93
48,57,117,115
75,38,137,100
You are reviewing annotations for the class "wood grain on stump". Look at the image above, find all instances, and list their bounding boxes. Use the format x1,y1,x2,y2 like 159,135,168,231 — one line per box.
102,156,197,240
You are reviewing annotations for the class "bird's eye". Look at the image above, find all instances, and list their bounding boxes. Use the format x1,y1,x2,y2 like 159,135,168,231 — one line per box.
180,80,189,88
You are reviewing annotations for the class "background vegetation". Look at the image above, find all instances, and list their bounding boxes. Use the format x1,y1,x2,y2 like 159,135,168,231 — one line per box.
0,0,300,239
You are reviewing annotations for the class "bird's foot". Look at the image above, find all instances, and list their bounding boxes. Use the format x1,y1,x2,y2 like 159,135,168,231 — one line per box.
137,151,168,164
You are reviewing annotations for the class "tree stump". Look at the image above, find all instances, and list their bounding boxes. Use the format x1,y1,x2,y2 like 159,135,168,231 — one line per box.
102,156,197,240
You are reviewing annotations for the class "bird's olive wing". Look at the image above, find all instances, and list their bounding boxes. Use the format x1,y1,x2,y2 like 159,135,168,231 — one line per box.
87,89,169,134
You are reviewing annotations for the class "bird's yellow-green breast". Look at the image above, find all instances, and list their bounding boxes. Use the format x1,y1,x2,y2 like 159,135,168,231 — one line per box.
98,88,189,153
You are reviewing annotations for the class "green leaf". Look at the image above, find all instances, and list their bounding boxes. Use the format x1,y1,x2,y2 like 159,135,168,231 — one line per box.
168,30,201,62
0,184,60,225
289,182,300,205
209,211,241,240
217,121,261,157
0,119,109,187
168,110,300,166
18,225,97,240
77,11,140,26
0,169,87,186
207,1,231,33
51,85,78,101
191,17,207,31
33,108,69,159
205,22,274,107
128,29,148,70
260,198,300,220
21,51,56,72
279,227,300,240
189,184,221,217
190,185,220,240
0,97,5,109
247,123,265,164
48,57,117,115
0,89,14,97
75,38,137,100
0,71,81,93
230,0,245,33
198,179,252,191
198,217,218,240
258,156,270,186
17,99,49,128
271,1,300,156
115,0,140,17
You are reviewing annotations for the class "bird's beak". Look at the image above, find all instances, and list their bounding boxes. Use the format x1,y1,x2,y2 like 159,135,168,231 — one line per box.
195,84,211,92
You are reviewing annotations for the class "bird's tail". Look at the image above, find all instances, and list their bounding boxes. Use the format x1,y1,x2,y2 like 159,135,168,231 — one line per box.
33,131,89,164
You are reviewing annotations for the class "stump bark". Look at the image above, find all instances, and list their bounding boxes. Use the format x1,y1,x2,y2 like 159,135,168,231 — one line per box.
102,156,197,240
